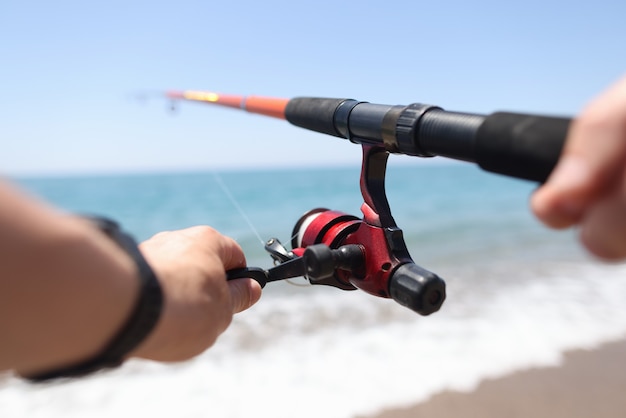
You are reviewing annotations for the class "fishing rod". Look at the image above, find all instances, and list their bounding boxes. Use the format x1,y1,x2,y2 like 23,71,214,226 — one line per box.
165,90,571,316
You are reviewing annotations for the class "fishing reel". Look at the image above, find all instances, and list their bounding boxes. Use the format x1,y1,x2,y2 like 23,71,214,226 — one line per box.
227,145,445,316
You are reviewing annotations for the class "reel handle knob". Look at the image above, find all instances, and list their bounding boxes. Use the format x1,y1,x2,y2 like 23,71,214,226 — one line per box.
389,263,446,316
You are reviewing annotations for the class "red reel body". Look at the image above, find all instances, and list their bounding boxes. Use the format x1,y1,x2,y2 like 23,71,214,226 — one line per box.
292,208,413,298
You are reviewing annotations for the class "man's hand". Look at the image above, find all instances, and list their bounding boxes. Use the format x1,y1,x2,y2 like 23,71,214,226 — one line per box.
532,76,626,260
133,226,262,362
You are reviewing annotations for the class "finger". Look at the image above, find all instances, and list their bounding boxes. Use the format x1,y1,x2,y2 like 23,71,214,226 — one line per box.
532,76,626,228
183,226,247,270
531,156,592,229
227,278,262,313
579,188,626,260
219,236,247,271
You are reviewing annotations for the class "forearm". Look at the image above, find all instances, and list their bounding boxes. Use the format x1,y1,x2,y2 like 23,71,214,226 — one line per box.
0,181,139,376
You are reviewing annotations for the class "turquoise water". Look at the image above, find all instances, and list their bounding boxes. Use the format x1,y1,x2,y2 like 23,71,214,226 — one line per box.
14,162,578,266
3,163,626,418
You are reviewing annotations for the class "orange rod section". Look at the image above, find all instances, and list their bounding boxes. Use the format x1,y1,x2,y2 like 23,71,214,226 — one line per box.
243,96,288,119
165,90,289,120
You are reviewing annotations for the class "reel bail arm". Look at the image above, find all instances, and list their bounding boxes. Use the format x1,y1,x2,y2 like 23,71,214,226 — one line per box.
355,145,446,315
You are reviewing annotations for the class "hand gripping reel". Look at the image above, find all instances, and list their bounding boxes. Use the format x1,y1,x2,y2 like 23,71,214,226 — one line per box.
227,145,446,315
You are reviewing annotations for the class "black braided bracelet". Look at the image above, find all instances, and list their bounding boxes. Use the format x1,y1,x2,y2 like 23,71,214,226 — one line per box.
26,217,163,382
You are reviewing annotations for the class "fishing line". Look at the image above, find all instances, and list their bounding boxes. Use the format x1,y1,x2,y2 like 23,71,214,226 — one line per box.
211,171,265,246
212,171,312,288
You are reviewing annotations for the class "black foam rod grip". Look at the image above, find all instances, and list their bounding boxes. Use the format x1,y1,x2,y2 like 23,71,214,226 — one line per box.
475,112,571,182
285,97,349,138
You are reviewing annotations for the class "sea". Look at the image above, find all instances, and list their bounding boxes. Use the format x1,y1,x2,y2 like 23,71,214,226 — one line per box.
2,162,626,418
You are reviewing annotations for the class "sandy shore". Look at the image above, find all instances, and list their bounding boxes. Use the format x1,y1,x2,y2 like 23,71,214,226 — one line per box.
362,339,626,418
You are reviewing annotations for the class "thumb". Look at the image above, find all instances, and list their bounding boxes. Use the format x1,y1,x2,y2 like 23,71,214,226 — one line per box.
531,76,626,228
227,278,262,314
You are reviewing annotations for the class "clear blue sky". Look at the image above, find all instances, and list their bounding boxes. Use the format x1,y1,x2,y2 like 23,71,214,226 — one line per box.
2,0,625,176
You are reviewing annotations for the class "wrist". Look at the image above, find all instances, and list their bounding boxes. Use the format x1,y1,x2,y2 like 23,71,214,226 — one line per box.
24,217,163,382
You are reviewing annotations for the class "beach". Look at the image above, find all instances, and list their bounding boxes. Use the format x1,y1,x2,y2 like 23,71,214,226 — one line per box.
364,338,626,418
